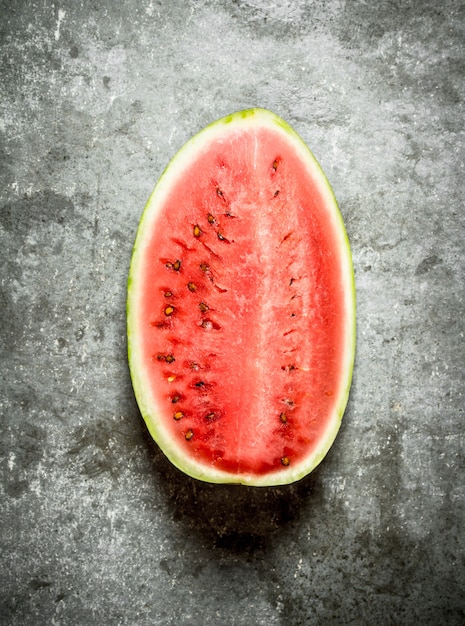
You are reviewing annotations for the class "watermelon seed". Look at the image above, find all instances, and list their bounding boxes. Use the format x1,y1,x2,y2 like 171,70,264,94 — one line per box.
207,213,216,224
200,262,210,273
164,291,173,297
272,158,280,171
199,302,209,313
216,187,225,199
171,394,181,403
167,375,176,382
281,456,290,466
281,364,296,372
193,224,202,238
187,282,197,292
217,232,228,242
166,259,181,271
280,412,288,424
156,354,175,363
205,412,216,421
164,305,175,316
173,411,184,420
289,278,295,286
201,318,221,331
274,190,280,197
185,429,194,440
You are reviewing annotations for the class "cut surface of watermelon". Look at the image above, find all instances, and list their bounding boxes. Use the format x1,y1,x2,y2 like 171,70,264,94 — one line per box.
127,108,355,486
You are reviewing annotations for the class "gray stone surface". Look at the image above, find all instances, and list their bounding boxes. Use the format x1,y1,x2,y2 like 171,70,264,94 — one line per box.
1,1,464,624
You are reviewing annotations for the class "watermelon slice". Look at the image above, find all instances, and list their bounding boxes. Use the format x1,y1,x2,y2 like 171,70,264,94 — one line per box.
127,108,355,486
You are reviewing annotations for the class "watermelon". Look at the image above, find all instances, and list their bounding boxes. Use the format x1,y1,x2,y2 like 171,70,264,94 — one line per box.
127,108,355,486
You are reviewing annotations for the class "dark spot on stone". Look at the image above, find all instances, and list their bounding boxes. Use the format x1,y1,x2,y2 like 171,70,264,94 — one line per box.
68,416,136,479
415,254,442,276
53,240,63,255
29,578,52,591
55,592,67,603
1,421,47,499
57,337,67,349
131,99,144,114
103,75,111,88
92,326,105,342
75,326,85,341
0,191,76,233
4,480,28,498
69,45,79,58
47,146,70,163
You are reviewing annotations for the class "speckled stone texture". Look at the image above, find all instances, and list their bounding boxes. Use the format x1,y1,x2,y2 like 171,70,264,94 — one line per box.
1,1,464,624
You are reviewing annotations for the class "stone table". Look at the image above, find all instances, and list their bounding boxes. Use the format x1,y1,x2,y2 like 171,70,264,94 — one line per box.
1,1,464,624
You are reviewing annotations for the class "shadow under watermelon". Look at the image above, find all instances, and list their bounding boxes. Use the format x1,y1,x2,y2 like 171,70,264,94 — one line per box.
143,427,326,556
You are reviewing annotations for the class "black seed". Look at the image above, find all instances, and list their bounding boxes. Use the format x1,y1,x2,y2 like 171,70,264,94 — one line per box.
207,213,216,224
216,188,224,198
274,190,280,197
195,381,205,388
187,282,197,292
272,159,279,171
171,395,181,403
173,259,181,271
217,232,226,241
200,263,210,273
199,302,209,313
205,412,216,421
281,364,296,372
156,353,175,364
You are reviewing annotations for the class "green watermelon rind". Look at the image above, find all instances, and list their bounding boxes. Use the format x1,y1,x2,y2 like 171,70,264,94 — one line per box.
127,108,356,486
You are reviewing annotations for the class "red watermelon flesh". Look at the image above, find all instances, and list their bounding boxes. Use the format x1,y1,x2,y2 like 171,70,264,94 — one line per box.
127,109,355,486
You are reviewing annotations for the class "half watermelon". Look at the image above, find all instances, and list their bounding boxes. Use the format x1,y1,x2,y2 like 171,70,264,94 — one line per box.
127,108,355,486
